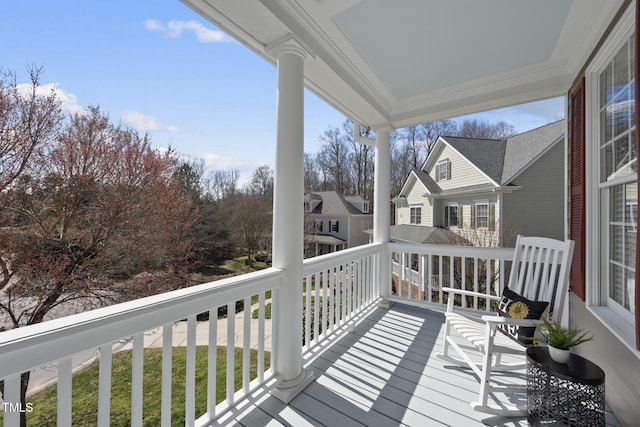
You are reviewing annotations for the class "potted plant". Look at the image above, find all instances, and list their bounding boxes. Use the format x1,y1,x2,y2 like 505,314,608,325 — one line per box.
538,317,594,363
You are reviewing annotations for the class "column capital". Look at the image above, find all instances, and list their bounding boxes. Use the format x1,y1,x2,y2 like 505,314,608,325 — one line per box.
266,34,315,61
372,123,395,135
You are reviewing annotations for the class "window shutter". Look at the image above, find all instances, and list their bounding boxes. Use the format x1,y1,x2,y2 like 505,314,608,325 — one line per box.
635,3,640,351
447,160,452,180
471,205,476,229
435,164,440,182
444,206,449,227
488,204,495,232
569,78,586,301
458,205,463,229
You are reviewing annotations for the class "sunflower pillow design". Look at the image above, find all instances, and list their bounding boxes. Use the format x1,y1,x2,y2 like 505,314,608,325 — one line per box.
497,288,548,346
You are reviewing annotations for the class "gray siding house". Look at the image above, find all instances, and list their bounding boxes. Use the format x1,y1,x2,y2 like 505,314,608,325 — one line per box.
394,120,565,246
304,191,372,257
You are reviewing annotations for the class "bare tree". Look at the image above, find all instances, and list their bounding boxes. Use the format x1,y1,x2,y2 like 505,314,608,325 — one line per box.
457,118,516,139
344,120,374,200
206,168,239,200
0,66,63,192
317,125,352,194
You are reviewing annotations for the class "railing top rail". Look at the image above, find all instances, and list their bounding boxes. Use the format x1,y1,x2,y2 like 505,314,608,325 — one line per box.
0,268,282,379
387,242,514,259
303,242,385,274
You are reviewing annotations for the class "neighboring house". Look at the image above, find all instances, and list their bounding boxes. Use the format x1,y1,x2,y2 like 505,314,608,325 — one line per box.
304,191,372,257
393,120,565,246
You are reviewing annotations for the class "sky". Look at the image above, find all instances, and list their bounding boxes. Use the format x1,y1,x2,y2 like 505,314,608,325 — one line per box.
1,1,565,183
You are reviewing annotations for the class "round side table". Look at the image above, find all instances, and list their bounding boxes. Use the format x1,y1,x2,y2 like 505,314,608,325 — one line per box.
526,346,605,427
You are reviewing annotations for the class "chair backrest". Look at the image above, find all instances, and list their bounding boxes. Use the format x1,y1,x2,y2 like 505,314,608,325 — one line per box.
507,236,575,322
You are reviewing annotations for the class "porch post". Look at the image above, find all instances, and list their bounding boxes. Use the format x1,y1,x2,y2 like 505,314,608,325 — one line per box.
270,37,314,402
373,126,393,307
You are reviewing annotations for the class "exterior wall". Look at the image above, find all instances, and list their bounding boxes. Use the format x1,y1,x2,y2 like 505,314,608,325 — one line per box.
431,144,492,189
348,215,373,247
502,142,564,240
437,195,500,245
570,294,639,427
397,179,433,226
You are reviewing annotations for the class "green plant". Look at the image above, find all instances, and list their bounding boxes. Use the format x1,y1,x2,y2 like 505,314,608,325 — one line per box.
539,317,593,350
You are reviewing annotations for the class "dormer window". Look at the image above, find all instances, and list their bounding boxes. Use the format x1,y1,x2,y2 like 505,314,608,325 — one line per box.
436,159,451,181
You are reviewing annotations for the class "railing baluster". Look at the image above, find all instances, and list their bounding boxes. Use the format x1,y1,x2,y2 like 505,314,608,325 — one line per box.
328,268,335,333
304,275,311,350
207,308,217,418
4,373,20,426
161,323,173,427
322,270,328,339
57,356,72,426
186,315,196,427
97,344,112,427
131,333,144,427
313,273,320,344
242,296,251,394
226,303,235,406
258,293,265,382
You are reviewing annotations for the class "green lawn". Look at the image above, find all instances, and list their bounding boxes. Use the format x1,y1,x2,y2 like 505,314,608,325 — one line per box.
7,346,269,427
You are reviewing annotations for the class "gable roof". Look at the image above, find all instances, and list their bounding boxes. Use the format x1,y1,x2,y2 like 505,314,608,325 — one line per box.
307,191,367,215
440,137,507,184
432,120,564,186
500,120,565,183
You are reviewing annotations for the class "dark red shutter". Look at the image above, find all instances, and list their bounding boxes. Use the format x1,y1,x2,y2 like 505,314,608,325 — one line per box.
569,78,586,300
635,1,640,350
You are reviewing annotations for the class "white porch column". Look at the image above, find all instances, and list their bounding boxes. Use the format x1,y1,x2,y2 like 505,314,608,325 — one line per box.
270,37,314,402
373,126,393,306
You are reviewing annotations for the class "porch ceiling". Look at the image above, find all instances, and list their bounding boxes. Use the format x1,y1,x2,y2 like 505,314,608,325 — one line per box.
182,0,624,129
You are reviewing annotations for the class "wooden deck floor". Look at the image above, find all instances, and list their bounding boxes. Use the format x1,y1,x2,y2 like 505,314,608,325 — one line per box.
213,303,620,427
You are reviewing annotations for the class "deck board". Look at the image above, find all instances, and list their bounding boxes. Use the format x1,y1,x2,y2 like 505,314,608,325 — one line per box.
213,303,620,427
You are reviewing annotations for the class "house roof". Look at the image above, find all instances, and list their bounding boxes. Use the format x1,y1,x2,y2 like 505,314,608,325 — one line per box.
500,120,565,183
441,137,507,184
184,1,623,130
307,191,368,215
388,225,469,245
435,120,564,186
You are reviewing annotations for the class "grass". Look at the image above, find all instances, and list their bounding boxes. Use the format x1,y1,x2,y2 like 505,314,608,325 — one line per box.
7,346,269,427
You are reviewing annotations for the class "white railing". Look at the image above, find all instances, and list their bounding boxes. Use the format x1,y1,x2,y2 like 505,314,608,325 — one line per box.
388,242,514,311
301,243,383,355
0,241,514,426
0,268,279,427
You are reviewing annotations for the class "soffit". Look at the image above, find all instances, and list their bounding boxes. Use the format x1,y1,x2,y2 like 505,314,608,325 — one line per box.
183,0,625,129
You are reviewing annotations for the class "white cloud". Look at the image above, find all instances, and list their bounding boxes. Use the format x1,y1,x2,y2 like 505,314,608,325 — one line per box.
121,110,178,133
144,19,231,43
17,82,84,115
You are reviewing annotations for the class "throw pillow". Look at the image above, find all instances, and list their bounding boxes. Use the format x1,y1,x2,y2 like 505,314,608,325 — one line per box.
497,287,548,346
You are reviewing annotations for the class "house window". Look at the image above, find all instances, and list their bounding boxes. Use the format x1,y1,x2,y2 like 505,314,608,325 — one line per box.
437,159,450,181
476,203,489,229
585,5,637,343
445,204,458,227
314,220,323,232
329,220,339,233
410,206,421,224
598,31,637,317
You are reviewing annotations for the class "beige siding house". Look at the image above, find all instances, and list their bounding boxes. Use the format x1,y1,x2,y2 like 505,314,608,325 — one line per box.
393,120,565,246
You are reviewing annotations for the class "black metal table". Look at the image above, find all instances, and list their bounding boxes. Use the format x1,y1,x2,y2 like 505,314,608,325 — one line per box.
526,347,605,426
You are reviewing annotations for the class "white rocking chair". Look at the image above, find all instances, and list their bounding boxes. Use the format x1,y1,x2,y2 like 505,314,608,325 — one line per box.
437,236,574,416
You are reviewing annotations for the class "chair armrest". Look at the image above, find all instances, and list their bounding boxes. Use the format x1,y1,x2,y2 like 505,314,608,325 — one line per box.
442,287,501,301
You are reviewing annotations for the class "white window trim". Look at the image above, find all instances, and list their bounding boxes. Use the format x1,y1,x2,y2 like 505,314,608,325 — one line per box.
585,2,637,354
475,200,489,229
447,202,459,227
438,159,449,181
409,204,422,225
